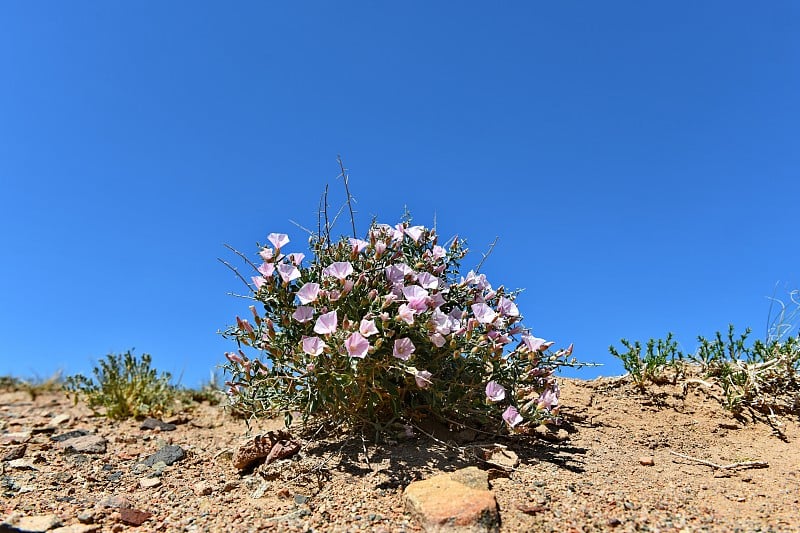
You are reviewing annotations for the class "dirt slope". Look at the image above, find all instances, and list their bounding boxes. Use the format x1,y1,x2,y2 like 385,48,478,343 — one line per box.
2,377,798,532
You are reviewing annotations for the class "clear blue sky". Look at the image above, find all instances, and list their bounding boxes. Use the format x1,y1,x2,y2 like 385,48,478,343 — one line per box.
1,2,797,386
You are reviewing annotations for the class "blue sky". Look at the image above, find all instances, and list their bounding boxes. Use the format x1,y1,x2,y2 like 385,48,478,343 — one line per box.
1,2,797,386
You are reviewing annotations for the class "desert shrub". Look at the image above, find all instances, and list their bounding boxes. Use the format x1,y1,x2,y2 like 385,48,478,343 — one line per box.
610,324,800,415
221,215,575,436
64,350,177,419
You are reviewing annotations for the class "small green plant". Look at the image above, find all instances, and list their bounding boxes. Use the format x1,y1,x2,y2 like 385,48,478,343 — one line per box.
64,350,177,420
608,333,679,390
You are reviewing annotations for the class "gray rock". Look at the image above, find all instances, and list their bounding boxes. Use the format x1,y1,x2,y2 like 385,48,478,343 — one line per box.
50,430,90,442
140,445,185,467
57,435,107,454
139,418,176,431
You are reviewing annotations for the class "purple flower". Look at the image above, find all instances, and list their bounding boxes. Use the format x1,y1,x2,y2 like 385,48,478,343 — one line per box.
431,245,446,260
374,241,387,256
313,310,338,335
359,318,379,337
522,335,553,352
258,262,275,277
497,297,519,317
538,382,560,409
471,303,497,324
252,276,267,290
429,333,446,348
405,225,425,243
416,272,439,290
293,306,314,323
403,285,429,313
323,261,354,280
393,337,415,360
485,381,506,402
349,238,369,253
502,406,523,428
259,247,274,261
268,233,290,250
344,332,370,358
296,282,321,304
385,263,414,284
277,263,301,284
302,336,326,356
398,304,415,325
415,370,432,389
288,253,305,265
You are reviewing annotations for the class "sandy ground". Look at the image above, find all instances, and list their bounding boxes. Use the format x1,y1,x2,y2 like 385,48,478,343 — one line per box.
2,376,798,532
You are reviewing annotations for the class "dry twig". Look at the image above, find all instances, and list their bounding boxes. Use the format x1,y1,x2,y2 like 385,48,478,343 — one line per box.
668,450,768,471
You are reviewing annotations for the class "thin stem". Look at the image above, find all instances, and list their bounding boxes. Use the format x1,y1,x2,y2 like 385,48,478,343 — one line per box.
337,155,358,238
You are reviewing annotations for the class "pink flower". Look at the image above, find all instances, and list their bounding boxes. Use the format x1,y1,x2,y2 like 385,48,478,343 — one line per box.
431,245,446,260
268,233,290,249
349,238,369,253
258,262,275,277
405,225,425,243
344,332,370,358
393,337,415,360
323,261,353,280
302,336,326,356
385,263,413,284
415,370,432,389
502,406,523,427
313,310,338,335
402,285,429,313
398,304,415,325
296,283,320,305
277,263,301,283
538,382,559,409
391,223,405,241
259,247,274,261
497,297,519,317
522,335,553,352
485,381,506,402
429,333,446,348
288,253,305,265
416,272,439,290
471,303,497,324
252,276,267,290
293,306,314,323
374,241,387,256
359,318,379,337
429,292,446,309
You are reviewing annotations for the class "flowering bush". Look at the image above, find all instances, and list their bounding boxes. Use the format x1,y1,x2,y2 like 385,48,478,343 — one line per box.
221,219,574,435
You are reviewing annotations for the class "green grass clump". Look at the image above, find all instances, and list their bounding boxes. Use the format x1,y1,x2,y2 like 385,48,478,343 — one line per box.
64,350,178,420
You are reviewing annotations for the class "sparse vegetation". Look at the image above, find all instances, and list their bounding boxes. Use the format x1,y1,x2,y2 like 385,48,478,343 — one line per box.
64,350,178,420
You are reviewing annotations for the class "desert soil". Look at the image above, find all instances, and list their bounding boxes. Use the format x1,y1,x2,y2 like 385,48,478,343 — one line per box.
2,376,798,532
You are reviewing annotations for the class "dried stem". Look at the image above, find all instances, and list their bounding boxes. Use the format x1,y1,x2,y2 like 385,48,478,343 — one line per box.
668,450,768,470
337,155,357,237
218,258,254,291
475,237,499,273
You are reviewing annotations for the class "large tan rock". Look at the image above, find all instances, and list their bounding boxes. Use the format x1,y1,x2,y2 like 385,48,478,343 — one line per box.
403,467,499,532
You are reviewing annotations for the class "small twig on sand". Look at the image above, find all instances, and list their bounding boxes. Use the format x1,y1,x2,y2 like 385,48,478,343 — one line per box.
668,450,769,471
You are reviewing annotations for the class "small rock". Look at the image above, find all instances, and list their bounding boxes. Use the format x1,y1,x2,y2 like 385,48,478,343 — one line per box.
52,525,100,533
2,514,63,532
294,494,309,505
404,467,500,532
222,480,239,492
119,507,152,526
532,425,569,442
76,511,94,524
194,482,212,496
607,517,622,527
7,459,37,470
517,503,547,515
99,495,131,509
233,430,300,470
51,414,71,426
139,477,161,489
1,431,31,444
139,418,176,432
638,456,655,466
57,435,107,454
50,430,90,442
140,445,185,467
483,447,519,471
2,444,27,461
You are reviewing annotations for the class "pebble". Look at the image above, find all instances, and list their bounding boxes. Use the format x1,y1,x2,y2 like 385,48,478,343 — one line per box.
140,418,177,431
140,445,185,467
193,481,213,496
119,507,153,526
50,430,90,442
2,443,27,461
1,431,31,444
1,513,63,532
51,414,71,426
57,435,108,454
52,525,100,533
77,511,94,524
139,477,162,489
638,456,655,466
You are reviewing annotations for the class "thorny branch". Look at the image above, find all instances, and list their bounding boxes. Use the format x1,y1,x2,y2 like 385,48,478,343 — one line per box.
337,155,358,238
475,237,499,273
